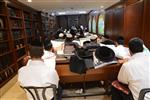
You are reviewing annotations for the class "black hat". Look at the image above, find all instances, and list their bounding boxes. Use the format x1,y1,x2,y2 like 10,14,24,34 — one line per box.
76,47,93,58
95,46,115,62
101,39,115,45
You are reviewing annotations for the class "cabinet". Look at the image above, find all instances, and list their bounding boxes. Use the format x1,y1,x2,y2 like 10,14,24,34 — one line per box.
0,1,41,87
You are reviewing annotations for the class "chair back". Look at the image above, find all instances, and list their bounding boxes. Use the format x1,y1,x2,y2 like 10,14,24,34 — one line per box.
21,84,57,100
138,88,150,100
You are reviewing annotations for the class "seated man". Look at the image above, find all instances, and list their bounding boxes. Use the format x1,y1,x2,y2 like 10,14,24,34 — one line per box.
42,38,57,70
115,36,130,59
18,40,60,100
112,38,150,100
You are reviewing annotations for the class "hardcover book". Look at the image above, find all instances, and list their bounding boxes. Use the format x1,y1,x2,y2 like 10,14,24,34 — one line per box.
0,18,4,28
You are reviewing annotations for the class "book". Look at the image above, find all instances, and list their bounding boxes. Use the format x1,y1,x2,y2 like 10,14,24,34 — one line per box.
0,18,4,28
0,31,3,40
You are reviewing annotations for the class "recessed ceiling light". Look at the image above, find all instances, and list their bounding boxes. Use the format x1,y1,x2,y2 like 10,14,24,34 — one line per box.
100,6,104,9
51,13,55,16
27,0,32,2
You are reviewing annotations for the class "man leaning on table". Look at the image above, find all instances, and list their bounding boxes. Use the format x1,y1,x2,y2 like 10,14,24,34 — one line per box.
112,37,150,100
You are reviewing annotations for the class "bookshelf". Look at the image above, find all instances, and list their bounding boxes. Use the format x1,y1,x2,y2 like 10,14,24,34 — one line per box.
0,0,42,87
32,13,40,40
23,11,32,44
41,12,50,35
0,1,18,87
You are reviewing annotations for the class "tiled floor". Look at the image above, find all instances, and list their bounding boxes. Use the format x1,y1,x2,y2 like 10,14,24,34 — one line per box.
0,82,111,100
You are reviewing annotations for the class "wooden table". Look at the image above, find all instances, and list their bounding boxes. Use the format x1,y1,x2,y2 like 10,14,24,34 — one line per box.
56,57,122,84
56,57,122,97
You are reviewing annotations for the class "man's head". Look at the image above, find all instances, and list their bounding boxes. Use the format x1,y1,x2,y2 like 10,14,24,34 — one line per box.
129,37,143,54
116,36,125,45
43,38,53,51
29,39,43,59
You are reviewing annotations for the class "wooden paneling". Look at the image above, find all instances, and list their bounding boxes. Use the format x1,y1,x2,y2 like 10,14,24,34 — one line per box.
124,1,143,43
105,1,144,45
105,9,114,36
142,0,150,48
105,6,124,40
114,7,124,37
125,0,140,5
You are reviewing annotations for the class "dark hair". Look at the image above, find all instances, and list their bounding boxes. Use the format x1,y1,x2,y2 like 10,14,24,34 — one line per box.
129,38,143,54
29,40,43,58
43,38,53,51
101,39,115,45
116,36,125,45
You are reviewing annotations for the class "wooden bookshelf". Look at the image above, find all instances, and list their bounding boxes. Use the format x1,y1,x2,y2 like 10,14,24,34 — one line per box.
0,0,43,87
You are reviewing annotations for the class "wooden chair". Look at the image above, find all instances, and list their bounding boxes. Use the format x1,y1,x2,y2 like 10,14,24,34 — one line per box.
138,88,150,100
21,84,57,100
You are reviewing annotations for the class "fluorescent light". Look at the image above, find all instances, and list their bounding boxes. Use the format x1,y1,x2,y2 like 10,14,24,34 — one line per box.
79,11,87,14
58,12,66,15
27,0,32,2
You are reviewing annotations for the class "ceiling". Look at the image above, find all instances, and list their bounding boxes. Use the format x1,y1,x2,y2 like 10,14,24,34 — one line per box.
18,0,120,15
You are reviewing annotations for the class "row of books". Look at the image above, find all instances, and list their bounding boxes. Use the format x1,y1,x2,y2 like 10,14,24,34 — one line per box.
24,13,30,20
8,7,21,17
0,31,7,41
16,48,26,58
12,30,22,39
27,37,32,44
0,18,4,28
26,29,32,37
0,66,16,84
11,20,22,28
0,42,9,55
14,40,24,49
25,21,31,28
0,54,12,68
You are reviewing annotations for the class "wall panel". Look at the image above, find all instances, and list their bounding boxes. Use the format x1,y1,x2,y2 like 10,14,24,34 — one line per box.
124,1,143,43
142,0,150,48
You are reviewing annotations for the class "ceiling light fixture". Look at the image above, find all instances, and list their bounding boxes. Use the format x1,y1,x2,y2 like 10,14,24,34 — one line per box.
27,0,32,2
58,12,66,15
78,11,87,14
100,6,104,9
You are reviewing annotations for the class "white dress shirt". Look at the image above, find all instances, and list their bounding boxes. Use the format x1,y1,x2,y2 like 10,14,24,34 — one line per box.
143,45,150,55
42,50,56,70
18,60,59,100
118,52,150,100
115,45,131,59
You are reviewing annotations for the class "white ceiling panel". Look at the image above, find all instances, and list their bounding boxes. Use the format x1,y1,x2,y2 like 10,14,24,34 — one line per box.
18,0,120,15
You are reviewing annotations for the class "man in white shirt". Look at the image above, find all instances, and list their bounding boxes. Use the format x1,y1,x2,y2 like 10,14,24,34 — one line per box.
115,36,130,59
18,40,60,100
42,38,57,70
112,38,150,100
